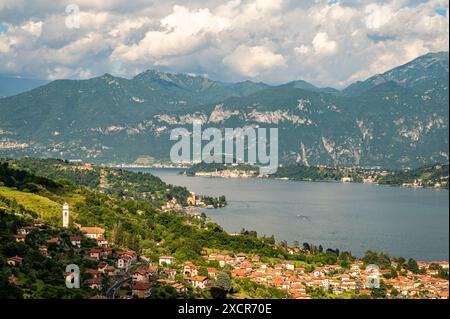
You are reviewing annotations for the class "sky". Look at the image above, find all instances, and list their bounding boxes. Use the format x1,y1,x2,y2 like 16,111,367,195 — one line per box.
0,0,448,88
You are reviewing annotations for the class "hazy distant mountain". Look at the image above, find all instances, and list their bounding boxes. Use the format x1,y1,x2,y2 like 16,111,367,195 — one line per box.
280,80,341,95
0,75,48,97
0,52,448,168
342,52,449,96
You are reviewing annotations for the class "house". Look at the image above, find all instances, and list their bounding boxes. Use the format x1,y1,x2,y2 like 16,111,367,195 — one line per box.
47,237,61,245
350,261,364,271
161,197,183,211
183,262,199,277
431,261,449,270
33,221,46,229
104,266,119,276
251,255,261,262
313,269,325,277
85,278,102,290
70,236,82,248
159,255,176,266
188,276,208,289
147,265,159,277
14,235,26,243
295,267,305,274
81,226,105,239
185,210,202,220
39,246,48,257
186,192,196,206
7,256,23,266
17,226,35,235
132,282,151,299
90,249,103,260
211,254,235,267
132,269,149,283
116,255,132,270
217,258,226,268
97,262,108,273
123,250,137,261
232,269,249,278
207,267,219,279
96,237,109,247
283,262,295,271
167,269,177,280
172,283,187,294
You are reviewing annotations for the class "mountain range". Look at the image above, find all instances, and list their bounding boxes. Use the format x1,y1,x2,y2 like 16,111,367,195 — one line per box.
0,75,49,98
0,52,448,168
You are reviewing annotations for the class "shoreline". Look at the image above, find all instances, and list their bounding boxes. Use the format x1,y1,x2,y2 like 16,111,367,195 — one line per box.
129,168,449,262
181,171,449,191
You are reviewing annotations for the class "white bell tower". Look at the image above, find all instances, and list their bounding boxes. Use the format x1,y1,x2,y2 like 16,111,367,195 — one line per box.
62,203,70,228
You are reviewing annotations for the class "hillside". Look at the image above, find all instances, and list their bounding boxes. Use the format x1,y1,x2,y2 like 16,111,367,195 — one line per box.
342,52,449,96
0,160,326,299
0,160,448,299
3,158,227,208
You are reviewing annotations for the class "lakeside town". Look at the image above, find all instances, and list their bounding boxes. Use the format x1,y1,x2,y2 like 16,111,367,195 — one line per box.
4,201,449,299
183,163,449,189
0,158,448,299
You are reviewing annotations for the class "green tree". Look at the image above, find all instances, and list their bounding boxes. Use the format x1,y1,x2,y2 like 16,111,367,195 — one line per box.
215,272,232,292
406,258,420,274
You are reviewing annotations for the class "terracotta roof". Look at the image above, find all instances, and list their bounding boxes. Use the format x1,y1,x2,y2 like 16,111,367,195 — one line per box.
191,276,208,282
47,237,60,243
81,227,105,234
134,269,148,275
148,266,158,273
132,282,150,290
85,278,102,285
86,268,100,274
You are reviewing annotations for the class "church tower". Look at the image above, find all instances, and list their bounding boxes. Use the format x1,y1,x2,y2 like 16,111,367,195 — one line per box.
62,203,70,228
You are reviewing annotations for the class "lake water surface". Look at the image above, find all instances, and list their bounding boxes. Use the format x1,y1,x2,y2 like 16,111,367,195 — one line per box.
130,168,449,261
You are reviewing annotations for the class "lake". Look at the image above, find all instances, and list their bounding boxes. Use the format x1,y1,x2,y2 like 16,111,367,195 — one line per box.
129,168,449,261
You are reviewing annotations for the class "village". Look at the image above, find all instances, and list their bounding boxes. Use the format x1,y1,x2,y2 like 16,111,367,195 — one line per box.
5,202,449,299
185,163,449,189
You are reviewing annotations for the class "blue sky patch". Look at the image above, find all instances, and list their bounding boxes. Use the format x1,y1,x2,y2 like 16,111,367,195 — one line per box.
0,23,8,33
435,7,447,17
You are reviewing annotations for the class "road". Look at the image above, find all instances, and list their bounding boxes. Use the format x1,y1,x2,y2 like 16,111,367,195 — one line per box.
106,261,149,299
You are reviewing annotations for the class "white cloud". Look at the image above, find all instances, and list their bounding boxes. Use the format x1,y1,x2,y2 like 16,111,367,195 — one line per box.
0,0,448,87
365,4,394,29
223,45,286,77
312,32,337,55
294,44,310,55
111,5,230,62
